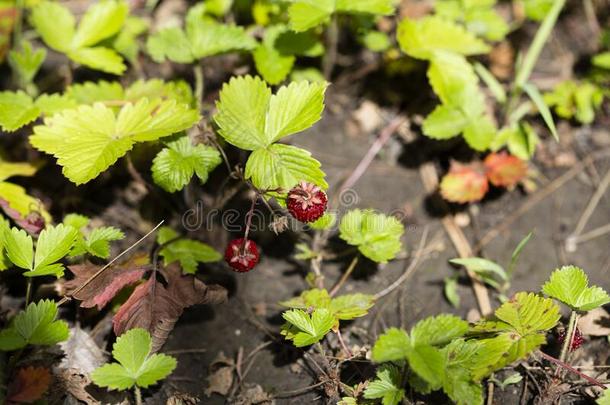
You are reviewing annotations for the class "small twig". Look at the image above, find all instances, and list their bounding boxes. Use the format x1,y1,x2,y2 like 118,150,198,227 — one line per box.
419,163,492,316
374,227,429,300
568,167,610,245
538,351,606,389
339,117,406,195
329,256,359,297
477,149,610,250
335,328,353,358
57,221,164,306
571,223,610,245
323,15,339,79
165,349,207,355
272,381,326,399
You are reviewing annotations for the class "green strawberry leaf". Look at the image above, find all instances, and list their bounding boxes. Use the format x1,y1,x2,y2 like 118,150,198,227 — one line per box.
363,364,405,405
339,209,404,263
372,328,411,363
157,227,222,274
542,265,610,311
27,224,78,278
91,328,177,390
281,308,334,347
0,91,40,132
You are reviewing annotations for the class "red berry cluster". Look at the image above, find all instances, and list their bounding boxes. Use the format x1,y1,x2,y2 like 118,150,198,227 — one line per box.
558,327,584,351
287,181,328,223
224,238,259,273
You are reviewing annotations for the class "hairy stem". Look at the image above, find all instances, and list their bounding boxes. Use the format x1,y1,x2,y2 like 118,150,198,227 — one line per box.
134,386,143,405
323,15,339,79
538,351,605,388
329,256,359,297
194,63,205,110
559,310,578,364
25,279,32,306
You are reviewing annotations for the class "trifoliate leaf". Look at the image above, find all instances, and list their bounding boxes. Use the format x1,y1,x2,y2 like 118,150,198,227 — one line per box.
281,308,334,347
214,76,327,150
542,266,610,311
0,91,39,132
470,292,560,379
30,99,199,184
245,143,327,192
0,300,69,351
483,152,528,188
372,328,411,362
91,328,177,390
152,136,221,193
8,40,46,85
440,162,489,203
410,314,469,347
30,1,127,74
397,16,490,60
363,365,405,405
157,227,221,274
339,209,404,263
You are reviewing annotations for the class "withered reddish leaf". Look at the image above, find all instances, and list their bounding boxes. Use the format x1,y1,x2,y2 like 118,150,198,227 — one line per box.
484,152,528,188
440,162,489,203
7,366,52,403
113,264,227,352
65,254,149,310
0,199,45,235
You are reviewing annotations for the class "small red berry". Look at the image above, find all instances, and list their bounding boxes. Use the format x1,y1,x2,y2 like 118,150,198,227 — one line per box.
287,181,328,223
558,327,584,351
224,238,259,273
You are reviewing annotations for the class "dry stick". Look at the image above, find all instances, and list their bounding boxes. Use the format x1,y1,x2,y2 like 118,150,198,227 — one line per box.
537,351,607,389
569,167,610,242
374,227,429,300
335,328,353,358
329,256,359,297
419,163,492,316
476,149,610,250
573,222,610,244
57,220,165,306
273,381,326,399
310,117,407,288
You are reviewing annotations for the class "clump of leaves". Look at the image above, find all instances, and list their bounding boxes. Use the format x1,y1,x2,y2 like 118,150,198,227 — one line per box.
542,266,610,312
280,288,374,346
91,328,176,391
544,80,604,124
214,75,328,195
0,300,69,351
30,0,128,74
440,152,528,203
338,209,404,263
147,3,256,64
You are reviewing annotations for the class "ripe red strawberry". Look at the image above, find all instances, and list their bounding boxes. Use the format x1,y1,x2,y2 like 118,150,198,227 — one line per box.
558,327,584,351
225,238,259,273
287,181,328,223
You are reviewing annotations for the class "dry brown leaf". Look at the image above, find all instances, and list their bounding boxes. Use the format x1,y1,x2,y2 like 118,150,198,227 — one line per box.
59,326,107,374
65,254,149,310
113,264,228,352
233,383,274,405
55,368,100,405
579,308,610,337
205,352,235,397
7,366,52,404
